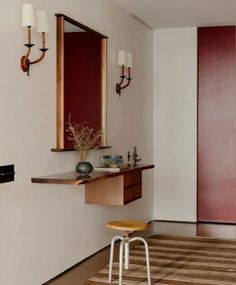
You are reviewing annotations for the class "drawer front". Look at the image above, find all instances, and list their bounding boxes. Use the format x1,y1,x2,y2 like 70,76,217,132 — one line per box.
133,184,142,200
124,184,142,204
124,170,141,187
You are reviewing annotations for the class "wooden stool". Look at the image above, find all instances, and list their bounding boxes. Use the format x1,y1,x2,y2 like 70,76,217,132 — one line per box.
107,220,151,285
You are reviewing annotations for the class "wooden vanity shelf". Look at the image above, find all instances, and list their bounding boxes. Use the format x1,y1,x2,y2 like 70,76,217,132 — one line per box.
31,164,154,206
51,146,112,152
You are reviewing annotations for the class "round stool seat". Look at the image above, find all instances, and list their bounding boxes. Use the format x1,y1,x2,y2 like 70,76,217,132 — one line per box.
107,220,147,232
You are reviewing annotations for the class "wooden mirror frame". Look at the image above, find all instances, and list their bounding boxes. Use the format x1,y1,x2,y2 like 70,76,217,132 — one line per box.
53,14,107,151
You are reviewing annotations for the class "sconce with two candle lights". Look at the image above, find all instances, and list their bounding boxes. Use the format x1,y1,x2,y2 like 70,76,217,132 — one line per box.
20,3,49,76
116,50,133,96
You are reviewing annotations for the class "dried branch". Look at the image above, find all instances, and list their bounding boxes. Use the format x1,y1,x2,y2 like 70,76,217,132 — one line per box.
66,115,103,161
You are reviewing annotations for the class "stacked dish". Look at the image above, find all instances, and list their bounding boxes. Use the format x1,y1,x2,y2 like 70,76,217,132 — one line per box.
101,155,123,168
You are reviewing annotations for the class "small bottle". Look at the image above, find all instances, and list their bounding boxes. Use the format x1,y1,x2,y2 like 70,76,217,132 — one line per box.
127,151,131,165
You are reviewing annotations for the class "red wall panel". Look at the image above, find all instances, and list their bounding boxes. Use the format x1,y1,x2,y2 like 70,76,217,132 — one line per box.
64,32,102,149
198,26,236,223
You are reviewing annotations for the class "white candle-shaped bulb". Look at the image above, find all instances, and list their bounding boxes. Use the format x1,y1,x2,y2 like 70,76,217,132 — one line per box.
36,10,49,33
22,3,35,28
126,53,133,68
117,50,126,66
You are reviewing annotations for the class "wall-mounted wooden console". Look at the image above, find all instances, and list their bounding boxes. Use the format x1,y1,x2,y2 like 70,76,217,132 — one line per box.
31,164,154,206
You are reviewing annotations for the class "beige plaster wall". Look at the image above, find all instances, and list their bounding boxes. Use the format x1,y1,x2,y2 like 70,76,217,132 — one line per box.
0,1,153,284
153,27,197,222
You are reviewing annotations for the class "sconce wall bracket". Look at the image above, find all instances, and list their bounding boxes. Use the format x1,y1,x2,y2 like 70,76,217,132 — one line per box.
20,55,30,73
116,77,132,96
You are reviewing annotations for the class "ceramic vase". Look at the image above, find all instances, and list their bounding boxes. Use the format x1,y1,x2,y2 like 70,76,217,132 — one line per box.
76,161,93,176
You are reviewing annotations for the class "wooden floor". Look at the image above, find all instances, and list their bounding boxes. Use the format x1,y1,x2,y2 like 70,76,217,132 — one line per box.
45,221,236,285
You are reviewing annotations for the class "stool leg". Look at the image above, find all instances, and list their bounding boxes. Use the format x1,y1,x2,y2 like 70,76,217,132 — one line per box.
119,239,125,285
129,237,151,285
124,240,129,269
108,236,123,283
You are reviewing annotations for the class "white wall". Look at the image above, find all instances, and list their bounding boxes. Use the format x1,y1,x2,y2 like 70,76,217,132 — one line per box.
0,1,153,284
153,27,197,222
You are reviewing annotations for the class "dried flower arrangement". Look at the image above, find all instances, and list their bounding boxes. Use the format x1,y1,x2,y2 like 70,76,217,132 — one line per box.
67,116,102,161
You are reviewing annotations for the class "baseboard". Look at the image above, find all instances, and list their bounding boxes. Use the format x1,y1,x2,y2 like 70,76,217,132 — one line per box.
198,220,236,225
153,219,236,225
153,219,197,224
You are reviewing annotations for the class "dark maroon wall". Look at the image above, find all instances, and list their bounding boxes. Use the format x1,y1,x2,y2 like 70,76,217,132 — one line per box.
64,32,102,148
198,26,236,223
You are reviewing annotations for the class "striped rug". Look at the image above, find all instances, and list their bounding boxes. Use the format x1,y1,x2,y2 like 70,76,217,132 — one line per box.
84,234,236,285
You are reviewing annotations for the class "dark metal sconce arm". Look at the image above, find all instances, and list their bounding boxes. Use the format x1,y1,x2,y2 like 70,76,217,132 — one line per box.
118,65,126,84
116,66,132,96
121,77,132,89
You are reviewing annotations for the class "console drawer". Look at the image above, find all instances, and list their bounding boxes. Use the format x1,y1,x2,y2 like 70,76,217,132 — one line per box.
124,170,141,187
124,184,142,204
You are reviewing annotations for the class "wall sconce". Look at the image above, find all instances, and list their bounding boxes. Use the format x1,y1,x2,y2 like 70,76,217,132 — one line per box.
116,50,133,96
21,3,49,76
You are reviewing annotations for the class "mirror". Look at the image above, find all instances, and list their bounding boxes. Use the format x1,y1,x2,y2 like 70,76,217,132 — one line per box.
54,14,107,151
